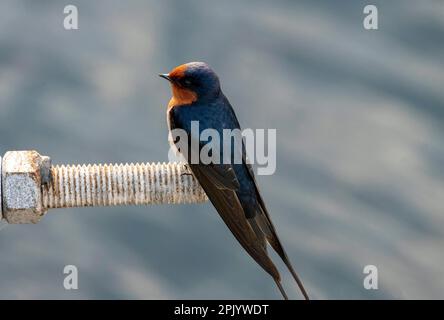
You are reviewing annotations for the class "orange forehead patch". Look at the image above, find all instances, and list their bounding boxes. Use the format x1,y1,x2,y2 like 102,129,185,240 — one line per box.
169,64,188,80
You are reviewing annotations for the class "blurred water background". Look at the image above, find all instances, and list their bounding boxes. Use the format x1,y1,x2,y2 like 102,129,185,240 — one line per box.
0,0,443,299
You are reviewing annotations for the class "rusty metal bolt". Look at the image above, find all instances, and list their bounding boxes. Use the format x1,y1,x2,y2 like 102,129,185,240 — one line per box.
1,150,208,224
2,151,48,224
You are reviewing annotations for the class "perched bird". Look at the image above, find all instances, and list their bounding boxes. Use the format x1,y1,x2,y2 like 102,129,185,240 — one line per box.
160,62,309,300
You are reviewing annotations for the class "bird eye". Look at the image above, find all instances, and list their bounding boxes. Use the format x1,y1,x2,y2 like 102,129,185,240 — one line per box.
183,79,192,86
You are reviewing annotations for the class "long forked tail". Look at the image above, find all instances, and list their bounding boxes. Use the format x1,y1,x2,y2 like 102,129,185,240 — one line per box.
274,278,289,300
255,213,310,300
284,260,310,300
271,241,310,300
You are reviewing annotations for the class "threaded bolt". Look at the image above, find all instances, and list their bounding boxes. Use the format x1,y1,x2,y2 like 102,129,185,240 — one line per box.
1,150,208,224
42,162,208,209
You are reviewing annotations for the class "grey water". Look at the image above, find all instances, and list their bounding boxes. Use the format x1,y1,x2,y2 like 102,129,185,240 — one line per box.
0,0,443,299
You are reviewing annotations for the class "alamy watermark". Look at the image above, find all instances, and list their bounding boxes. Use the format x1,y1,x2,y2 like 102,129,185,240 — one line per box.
168,121,276,175
63,5,79,30
63,265,79,290
363,5,378,30
363,265,378,290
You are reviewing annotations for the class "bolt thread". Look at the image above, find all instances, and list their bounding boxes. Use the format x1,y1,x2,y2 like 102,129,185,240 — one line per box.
42,162,207,209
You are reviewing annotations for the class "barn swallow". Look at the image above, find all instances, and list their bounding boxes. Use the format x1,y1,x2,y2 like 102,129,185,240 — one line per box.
160,62,309,300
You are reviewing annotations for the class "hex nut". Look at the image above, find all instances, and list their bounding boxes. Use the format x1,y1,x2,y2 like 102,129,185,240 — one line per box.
2,151,49,224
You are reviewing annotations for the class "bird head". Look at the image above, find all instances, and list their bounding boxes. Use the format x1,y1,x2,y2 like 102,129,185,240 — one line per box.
160,62,221,105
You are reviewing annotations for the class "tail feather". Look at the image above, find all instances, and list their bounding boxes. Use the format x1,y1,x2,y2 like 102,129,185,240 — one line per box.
266,231,309,300
243,155,309,300
284,259,310,300
274,278,289,300
255,212,310,300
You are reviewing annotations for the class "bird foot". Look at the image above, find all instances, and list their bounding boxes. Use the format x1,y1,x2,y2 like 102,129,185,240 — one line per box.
180,164,193,177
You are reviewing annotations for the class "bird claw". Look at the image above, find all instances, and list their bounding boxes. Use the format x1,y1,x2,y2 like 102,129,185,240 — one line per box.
180,164,193,177
181,172,193,177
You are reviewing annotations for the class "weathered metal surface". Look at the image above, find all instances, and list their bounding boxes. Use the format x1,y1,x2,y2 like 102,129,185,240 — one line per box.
40,156,52,185
2,151,48,224
41,162,208,209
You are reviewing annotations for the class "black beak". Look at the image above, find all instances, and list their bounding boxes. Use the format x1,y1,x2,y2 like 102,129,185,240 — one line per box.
159,73,172,82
